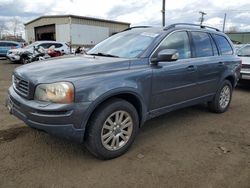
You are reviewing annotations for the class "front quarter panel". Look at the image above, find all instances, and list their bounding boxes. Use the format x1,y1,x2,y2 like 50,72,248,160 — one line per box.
73,58,152,128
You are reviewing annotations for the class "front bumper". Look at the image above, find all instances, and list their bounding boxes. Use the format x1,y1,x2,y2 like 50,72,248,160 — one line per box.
7,86,91,143
240,69,250,80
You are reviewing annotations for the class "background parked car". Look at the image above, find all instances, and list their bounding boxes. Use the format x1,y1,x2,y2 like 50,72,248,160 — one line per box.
237,44,250,81
7,41,70,63
234,44,244,52
0,41,22,57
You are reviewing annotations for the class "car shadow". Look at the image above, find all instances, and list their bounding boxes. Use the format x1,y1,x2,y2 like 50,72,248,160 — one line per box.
4,103,210,162
236,81,250,91
141,104,209,132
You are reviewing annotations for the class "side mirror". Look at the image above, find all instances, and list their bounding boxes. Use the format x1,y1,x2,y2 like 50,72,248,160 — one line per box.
152,49,179,63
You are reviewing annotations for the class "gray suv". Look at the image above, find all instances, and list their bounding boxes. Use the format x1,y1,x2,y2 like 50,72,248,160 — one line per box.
6,23,241,159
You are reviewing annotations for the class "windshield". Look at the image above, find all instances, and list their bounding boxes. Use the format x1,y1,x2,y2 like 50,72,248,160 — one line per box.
237,45,250,57
88,30,159,58
24,42,39,49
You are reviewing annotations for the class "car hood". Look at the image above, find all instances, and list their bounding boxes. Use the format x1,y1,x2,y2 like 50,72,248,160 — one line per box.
14,55,130,84
239,56,250,65
8,48,32,53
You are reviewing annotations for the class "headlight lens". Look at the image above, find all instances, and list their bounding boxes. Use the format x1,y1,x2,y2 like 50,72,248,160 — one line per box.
34,82,74,103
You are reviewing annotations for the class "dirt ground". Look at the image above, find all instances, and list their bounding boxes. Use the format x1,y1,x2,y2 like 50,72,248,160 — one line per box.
0,59,249,188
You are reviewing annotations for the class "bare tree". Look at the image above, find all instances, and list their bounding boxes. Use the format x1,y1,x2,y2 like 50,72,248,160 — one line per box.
228,26,238,33
0,21,7,39
11,17,23,36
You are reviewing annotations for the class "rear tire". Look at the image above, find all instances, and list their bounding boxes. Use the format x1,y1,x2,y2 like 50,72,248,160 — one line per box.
208,80,232,113
85,98,139,160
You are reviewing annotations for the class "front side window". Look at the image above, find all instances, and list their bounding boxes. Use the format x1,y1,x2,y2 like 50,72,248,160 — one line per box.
153,31,191,59
213,34,233,55
191,32,213,57
38,43,51,49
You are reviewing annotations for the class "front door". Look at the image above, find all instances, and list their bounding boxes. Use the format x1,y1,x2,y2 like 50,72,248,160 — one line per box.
150,31,198,111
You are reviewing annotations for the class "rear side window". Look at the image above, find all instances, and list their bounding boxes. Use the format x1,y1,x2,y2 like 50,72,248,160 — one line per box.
153,31,191,59
191,32,213,57
213,34,233,55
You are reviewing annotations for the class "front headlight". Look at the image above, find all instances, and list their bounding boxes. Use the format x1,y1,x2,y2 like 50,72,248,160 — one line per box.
34,82,74,103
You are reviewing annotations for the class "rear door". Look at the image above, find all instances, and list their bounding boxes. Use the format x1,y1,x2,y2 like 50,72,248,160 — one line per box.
150,31,199,110
189,31,224,96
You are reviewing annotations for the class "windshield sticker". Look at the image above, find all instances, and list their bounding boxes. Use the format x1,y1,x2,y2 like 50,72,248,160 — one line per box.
141,32,159,38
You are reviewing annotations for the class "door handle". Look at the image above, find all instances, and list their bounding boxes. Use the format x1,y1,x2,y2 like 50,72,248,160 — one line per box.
187,65,196,71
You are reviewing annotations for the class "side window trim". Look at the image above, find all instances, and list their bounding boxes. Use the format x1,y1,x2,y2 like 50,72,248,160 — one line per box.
187,31,195,58
208,33,219,56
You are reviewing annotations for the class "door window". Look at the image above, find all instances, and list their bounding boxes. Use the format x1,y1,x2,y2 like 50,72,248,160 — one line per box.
191,32,213,57
153,31,191,59
0,42,5,47
54,43,63,48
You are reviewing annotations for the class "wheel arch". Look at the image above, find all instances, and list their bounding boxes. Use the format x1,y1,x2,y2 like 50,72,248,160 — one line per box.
224,75,235,87
82,90,147,140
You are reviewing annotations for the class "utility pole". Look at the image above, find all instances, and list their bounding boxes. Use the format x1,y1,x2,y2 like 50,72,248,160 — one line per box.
222,13,227,33
199,11,207,26
162,0,165,27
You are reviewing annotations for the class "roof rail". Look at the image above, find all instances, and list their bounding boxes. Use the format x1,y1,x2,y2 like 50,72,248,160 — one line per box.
122,26,152,31
111,26,152,35
164,23,220,32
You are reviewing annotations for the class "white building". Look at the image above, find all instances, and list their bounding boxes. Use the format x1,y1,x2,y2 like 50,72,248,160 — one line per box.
24,15,130,47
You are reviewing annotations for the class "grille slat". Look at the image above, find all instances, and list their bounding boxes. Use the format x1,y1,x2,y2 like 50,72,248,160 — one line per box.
14,75,29,97
19,82,28,86
18,84,28,90
17,86,28,94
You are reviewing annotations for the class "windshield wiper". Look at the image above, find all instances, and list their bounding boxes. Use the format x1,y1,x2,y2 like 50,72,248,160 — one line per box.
88,52,119,58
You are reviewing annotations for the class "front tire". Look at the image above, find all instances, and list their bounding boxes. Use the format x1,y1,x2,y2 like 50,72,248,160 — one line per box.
208,80,233,113
21,56,29,64
85,98,139,160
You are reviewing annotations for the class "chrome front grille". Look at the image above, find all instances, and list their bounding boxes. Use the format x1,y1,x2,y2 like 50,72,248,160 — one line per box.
13,75,29,97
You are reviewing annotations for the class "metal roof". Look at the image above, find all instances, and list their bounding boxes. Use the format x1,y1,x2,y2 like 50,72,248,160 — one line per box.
24,14,130,26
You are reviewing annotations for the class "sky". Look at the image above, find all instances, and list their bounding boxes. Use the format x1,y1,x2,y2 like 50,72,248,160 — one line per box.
1,0,250,37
